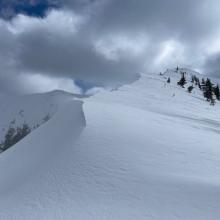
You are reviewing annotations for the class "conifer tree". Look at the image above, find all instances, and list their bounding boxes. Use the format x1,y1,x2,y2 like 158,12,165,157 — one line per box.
3,127,15,150
2,123,31,151
177,72,186,88
198,81,202,90
187,85,194,93
204,78,214,104
214,84,220,100
195,76,199,86
201,78,206,91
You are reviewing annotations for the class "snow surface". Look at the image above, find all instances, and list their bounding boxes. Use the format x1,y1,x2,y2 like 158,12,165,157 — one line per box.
0,69,220,219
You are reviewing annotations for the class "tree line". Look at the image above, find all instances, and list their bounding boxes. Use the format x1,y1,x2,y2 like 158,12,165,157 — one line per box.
0,113,52,152
167,70,220,105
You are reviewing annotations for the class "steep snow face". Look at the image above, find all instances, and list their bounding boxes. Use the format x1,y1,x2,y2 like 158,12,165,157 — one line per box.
0,90,82,149
0,91,86,218
0,69,220,219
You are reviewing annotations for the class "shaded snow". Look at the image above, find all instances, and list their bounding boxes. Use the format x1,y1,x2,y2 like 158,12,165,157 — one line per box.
0,90,83,143
0,69,220,219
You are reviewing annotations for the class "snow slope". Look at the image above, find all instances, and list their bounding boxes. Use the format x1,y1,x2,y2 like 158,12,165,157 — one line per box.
0,69,220,219
0,90,84,145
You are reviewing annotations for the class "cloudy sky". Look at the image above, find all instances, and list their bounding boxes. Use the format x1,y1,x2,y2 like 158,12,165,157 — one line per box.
0,0,220,94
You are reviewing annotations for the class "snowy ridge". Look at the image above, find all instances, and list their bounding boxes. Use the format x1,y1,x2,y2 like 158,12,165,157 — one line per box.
0,69,220,219
0,90,88,152
0,93,86,196
0,90,73,141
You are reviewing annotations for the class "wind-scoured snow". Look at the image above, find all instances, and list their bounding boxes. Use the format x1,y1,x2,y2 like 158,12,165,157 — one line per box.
0,69,220,219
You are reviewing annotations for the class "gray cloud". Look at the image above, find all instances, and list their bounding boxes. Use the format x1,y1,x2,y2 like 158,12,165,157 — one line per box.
0,0,220,93
204,53,220,77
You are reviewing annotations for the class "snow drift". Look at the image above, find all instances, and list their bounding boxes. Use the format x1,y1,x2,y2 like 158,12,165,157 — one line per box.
0,69,220,219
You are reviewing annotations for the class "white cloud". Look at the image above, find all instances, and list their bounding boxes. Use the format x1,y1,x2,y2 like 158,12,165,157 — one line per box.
8,9,83,35
19,73,82,94
154,40,185,68
95,34,149,61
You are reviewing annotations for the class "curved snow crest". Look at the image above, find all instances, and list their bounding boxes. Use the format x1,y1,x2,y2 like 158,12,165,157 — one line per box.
0,97,86,195
0,90,85,143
